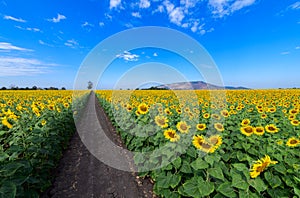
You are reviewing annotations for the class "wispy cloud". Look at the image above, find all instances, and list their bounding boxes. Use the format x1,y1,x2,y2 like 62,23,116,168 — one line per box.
82,21,94,27
3,15,26,23
132,12,142,18
110,0,121,9
15,25,41,32
139,0,150,9
281,51,290,55
0,42,32,51
0,56,56,76
296,46,300,50
64,39,79,48
153,52,158,57
39,40,54,47
163,1,185,26
47,13,66,23
289,1,300,10
99,22,105,27
209,0,256,17
116,51,139,61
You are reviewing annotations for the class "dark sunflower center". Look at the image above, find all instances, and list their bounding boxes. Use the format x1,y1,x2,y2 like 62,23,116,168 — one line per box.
256,128,263,133
158,119,165,125
168,132,175,138
268,126,276,131
180,124,187,130
140,106,147,112
202,143,212,149
290,140,297,144
244,127,253,133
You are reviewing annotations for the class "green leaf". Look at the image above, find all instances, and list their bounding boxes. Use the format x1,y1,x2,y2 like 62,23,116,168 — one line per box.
217,182,236,198
238,191,260,198
248,177,268,193
274,163,286,174
204,155,215,166
222,153,232,162
156,172,181,189
0,182,16,198
294,187,300,197
172,157,182,170
232,163,248,172
183,177,215,197
186,147,197,158
180,160,192,173
191,158,209,170
264,172,282,188
0,163,24,177
208,167,225,181
242,143,251,150
231,172,249,190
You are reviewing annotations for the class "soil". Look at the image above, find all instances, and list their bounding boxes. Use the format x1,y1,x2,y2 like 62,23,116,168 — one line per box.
42,92,155,198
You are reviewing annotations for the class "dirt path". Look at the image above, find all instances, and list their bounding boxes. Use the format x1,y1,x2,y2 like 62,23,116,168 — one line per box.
42,92,154,198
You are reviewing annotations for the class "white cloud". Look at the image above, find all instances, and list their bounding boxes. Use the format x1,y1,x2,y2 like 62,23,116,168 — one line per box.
99,22,105,27
110,0,121,9
231,0,256,12
3,15,26,23
169,7,185,25
290,1,300,10
15,26,41,32
0,56,56,76
64,39,79,48
139,0,150,9
116,51,139,61
39,40,54,47
295,46,300,50
209,0,256,17
281,51,290,55
153,52,158,57
82,21,94,28
191,21,199,32
132,12,142,18
0,42,32,51
47,13,66,23
163,0,175,13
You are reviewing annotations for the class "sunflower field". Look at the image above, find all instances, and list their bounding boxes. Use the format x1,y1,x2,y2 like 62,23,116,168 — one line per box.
96,89,300,198
0,90,78,197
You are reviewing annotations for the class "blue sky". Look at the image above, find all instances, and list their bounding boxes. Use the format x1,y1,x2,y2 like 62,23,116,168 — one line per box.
0,0,299,89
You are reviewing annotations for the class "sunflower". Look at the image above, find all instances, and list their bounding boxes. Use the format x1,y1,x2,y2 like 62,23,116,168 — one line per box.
291,119,300,126
265,124,279,133
138,103,149,114
289,108,299,115
196,123,206,131
41,119,47,126
176,108,182,114
192,135,215,153
254,126,265,136
214,123,224,132
164,108,172,115
241,119,250,126
154,115,169,128
276,139,283,145
1,117,12,129
220,110,229,117
212,114,221,120
208,135,222,149
268,107,276,113
261,114,267,119
288,115,296,120
203,113,210,119
126,104,133,112
176,121,191,133
286,137,300,147
63,103,70,108
164,129,180,142
192,135,205,149
240,126,254,136
250,155,278,178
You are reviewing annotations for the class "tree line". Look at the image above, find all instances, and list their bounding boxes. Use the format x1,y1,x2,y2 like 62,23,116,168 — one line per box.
0,85,66,90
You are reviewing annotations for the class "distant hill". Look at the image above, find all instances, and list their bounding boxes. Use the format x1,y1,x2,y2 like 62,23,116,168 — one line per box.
153,81,249,90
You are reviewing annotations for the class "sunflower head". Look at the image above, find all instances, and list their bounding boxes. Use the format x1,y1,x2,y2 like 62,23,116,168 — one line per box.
155,115,169,128
240,126,254,136
203,113,210,119
164,129,180,142
138,103,149,114
286,137,300,147
241,119,250,126
254,126,265,136
291,120,300,126
196,123,206,131
265,124,279,133
214,123,224,132
176,121,191,133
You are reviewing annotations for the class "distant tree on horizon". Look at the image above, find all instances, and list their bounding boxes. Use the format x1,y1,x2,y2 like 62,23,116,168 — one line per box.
87,81,93,89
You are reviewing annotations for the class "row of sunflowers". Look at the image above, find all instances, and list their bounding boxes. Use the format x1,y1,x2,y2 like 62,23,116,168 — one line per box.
0,90,78,197
96,89,300,197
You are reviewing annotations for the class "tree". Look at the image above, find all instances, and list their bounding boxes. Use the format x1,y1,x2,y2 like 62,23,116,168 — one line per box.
87,81,93,89
61,87,66,90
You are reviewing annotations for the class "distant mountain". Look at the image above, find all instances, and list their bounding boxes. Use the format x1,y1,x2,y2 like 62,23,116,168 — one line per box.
154,81,249,90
